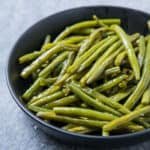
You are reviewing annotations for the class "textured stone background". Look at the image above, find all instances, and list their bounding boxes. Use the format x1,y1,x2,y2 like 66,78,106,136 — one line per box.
1,0,150,149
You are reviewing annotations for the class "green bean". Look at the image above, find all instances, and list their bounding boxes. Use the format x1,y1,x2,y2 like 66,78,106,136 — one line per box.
59,52,75,77
77,28,105,56
110,87,135,102
73,28,95,35
61,36,87,44
53,62,64,76
41,36,86,52
78,129,97,134
41,60,51,68
141,84,150,105
135,104,144,110
55,38,109,85
105,66,121,76
44,95,79,108
30,86,60,103
68,126,96,134
62,124,76,130
114,36,139,66
82,87,148,129
22,78,42,100
118,80,127,89
31,91,65,106
94,74,128,92
135,118,150,128
82,87,129,115
39,78,57,86
102,130,109,136
129,33,140,43
18,31,107,65
53,107,117,121
124,38,150,109
142,117,150,123
42,35,51,46
102,31,115,38
80,103,88,108
19,35,51,64
37,111,108,128
103,106,150,132
54,73,70,86
19,51,41,64
54,19,121,42
67,69,88,82
93,15,108,27
73,82,149,128
105,124,144,132
67,37,109,74
40,43,55,52
78,36,119,72
145,35,150,42
126,124,144,132
147,20,150,30
39,52,69,78
114,51,126,66
38,106,144,132
21,44,79,79
68,82,121,116
138,36,146,67
27,105,51,113
45,36,85,50
111,25,140,80
81,45,124,85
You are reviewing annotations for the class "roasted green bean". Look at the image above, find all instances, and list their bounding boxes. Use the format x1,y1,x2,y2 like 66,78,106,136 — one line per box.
78,36,119,72
141,84,150,105
105,66,121,76
54,19,121,42
39,52,69,78
39,77,57,86
77,28,104,56
37,111,108,128
124,38,150,109
73,81,149,128
68,82,121,116
94,74,128,92
22,78,42,100
103,106,150,132
110,87,135,102
81,45,124,85
53,107,117,121
27,105,51,113
138,35,146,67
21,44,79,78
111,25,140,80
73,28,95,35
44,95,79,108
30,91,65,106
67,37,109,74
68,126,96,134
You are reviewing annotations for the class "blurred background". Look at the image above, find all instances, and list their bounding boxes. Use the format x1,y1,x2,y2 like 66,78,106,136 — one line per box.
1,0,150,150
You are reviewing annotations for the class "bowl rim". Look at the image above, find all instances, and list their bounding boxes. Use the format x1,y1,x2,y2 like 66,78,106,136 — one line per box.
6,5,150,140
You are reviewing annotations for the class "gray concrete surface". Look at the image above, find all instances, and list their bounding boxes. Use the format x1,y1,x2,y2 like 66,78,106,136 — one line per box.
1,0,150,149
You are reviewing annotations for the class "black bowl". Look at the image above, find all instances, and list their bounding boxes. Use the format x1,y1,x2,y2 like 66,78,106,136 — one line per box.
6,6,150,148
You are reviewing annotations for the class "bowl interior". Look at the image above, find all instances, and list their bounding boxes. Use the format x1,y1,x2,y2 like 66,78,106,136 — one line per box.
7,6,150,133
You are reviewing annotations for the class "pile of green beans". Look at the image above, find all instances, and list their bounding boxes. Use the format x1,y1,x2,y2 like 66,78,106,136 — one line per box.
19,16,150,136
